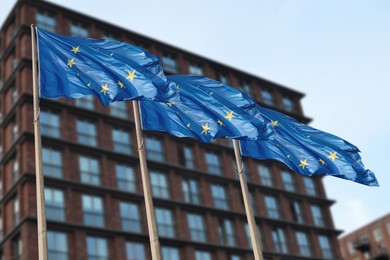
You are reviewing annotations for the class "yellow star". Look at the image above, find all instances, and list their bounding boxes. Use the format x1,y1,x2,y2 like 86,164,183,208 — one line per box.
126,70,137,82
287,154,291,160
225,111,235,121
217,119,224,126
67,58,75,68
166,102,174,107
201,123,210,135
100,84,109,95
271,120,278,127
117,80,125,88
187,123,191,129
71,46,80,54
319,158,326,165
210,92,214,95
327,152,339,161
109,53,113,56
87,82,92,89
298,159,308,169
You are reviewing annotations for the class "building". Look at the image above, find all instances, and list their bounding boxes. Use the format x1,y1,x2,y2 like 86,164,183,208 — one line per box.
339,213,390,260
0,0,342,259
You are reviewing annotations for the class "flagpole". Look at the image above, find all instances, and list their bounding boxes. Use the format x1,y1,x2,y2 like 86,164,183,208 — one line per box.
132,100,162,260
233,139,263,260
31,25,48,260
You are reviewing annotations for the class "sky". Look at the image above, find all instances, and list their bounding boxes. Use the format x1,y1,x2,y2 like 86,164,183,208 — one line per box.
1,0,389,235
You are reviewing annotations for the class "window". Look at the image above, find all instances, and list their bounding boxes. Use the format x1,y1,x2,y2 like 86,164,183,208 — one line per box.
216,71,229,84
12,86,17,104
12,237,22,260
230,256,241,260
155,208,175,238
257,164,273,186
218,219,236,246
261,88,274,105
195,251,211,260
13,196,19,226
110,101,127,118
82,195,104,227
48,231,68,260
120,202,141,233
12,120,18,143
86,236,108,260
373,228,382,241
177,145,194,169
249,192,257,214
205,151,222,175
303,177,317,196
189,62,203,75
162,247,180,260
161,53,178,73
40,110,60,138
42,147,62,178
150,171,169,199
145,136,164,162
112,128,132,155
116,164,136,192
272,228,288,253
211,184,229,210
79,156,100,185
311,205,325,227
290,201,304,224
282,96,295,112
318,235,333,259
182,178,200,204
36,11,56,32
296,231,311,257
187,213,206,242
239,80,252,97
77,119,97,146
12,158,18,183
45,188,65,221
265,195,280,219
126,242,145,260
387,222,390,235
75,96,95,110
245,223,264,249
71,22,88,37
281,171,295,192
347,240,355,254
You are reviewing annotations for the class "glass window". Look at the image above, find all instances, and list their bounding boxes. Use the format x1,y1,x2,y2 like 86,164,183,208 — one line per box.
282,96,295,112
75,96,95,110
146,136,164,162
161,53,178,73
12,86,18,104
45,188,65,221
187,213,206,242
311,205,325,227
112,128,132,155
205,151,222,175
387,222,390,235
42,147,62,178
245,223,264,249
189,62,203,75
40,110,60,138
126,242,145,260
303,177,317,196
12,237,22,260
261,88,274,105
265,195,280,219
257,164,273,186
36,11,56,32
272,228,288,254
120,202,141,233
347,240,355,254
12,158,18,183
79,156,100,185
48,231,68,260
178,145,194,169
318,235,333,259
239,80,252,97
71,22,88,37
162,246,180,260
155,208,175,238
82,195,104,227
296,231,311,257
211,184,229,210
13,196,19,226
373,228,382,241
182,178,200,204
86,236,108,260
110,101,127,119
77,119,97,147
216,71,229,84
116,164,136,192
230,256,241,260
102,33,117,40
218,219,236,246
12,120,18,143
290,201,304,224
195,251,211,260
150,171,169,199
281,171,295,192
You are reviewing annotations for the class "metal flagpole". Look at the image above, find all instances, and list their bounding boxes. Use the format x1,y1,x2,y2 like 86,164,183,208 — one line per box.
132,100,162,260
233,139,264,260
31,25,48,260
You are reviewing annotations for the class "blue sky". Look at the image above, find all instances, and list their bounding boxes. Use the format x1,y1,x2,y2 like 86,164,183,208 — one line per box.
1,0,389,235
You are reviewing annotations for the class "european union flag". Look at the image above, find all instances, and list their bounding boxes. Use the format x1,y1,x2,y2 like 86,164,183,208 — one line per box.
37,28,176,106
240,106,378,186
141,75,273,142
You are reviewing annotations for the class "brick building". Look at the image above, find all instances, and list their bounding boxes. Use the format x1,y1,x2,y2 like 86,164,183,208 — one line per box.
0,0,342,259
339,213,390,260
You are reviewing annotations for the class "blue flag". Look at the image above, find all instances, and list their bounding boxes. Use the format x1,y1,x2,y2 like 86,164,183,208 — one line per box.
240,106,378,186
37,28,176,106
141,75,273,142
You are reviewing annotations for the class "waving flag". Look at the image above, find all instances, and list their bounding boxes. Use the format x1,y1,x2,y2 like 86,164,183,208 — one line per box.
37,28,176,106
